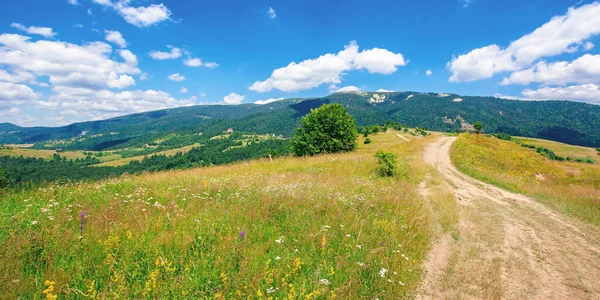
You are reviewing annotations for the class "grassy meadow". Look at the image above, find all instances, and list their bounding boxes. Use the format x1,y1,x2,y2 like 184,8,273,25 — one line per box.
0,131,452,298
513,136,599,161
451,134,600,226
94,144,202,167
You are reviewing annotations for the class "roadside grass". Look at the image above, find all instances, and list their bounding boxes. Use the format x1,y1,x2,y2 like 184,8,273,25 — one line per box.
0,131,446,298
513,136,598,161
451,134,600,226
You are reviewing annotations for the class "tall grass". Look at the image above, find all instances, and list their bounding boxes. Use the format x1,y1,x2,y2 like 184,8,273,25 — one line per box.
451,134,600,226
0,132,437,298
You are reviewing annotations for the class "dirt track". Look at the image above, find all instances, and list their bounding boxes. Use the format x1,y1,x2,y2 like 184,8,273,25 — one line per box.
417,137,600,300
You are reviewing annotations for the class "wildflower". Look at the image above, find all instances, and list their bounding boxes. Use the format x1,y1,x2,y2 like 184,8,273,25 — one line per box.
42,280,57,300
240,231,246,240
275,256,281,260
398,281,405,286
379,268,388,278
266,286,276,294
31,220,38,225
356,245,362,249
79,212,86,235
401,254,409,261
319,279,330,286
345,234,351,237
275,237,284,244
357,262,365,267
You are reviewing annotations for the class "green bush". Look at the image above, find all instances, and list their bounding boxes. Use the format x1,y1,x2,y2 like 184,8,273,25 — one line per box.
364,137,371,144
374,150,398,177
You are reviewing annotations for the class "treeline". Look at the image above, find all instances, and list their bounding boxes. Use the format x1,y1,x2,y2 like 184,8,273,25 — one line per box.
0,137,290,189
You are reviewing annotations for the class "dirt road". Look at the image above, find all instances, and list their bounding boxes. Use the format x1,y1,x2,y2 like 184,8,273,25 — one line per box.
417,137,600,299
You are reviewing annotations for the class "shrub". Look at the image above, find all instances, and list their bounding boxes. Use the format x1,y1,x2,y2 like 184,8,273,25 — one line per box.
374,150,398,177
493,133,512,141
364,137,371,144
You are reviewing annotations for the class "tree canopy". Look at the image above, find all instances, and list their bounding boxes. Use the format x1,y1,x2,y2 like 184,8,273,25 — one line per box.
292,104,358,156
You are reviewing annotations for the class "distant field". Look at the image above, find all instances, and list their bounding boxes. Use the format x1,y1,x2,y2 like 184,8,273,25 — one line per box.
451,134,600,226
514,136,599,160
0,130,457,299
94,143,202,167
0,147,87,160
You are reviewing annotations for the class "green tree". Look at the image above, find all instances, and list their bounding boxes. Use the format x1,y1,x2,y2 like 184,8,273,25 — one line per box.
474,121,483,134
292,104,358,156
364,137,371,144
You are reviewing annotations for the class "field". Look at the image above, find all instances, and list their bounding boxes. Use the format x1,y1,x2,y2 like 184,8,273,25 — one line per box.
513,136,599,160
0,146,88,160
94,144,202,167
451,134,600,226
0,131,457,298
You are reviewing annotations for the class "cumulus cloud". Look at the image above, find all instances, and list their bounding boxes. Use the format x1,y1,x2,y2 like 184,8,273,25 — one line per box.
184,57,202,67
0,33,140,91
0,82,38,103
426,69,433,76
149,46,182,60
584,42,595,51
376,89,395,92
336,85,361,92
249,41,406,92
521,84,600,104
0,69,36,84
167,73,185,82
448,2,600,82
267,7,277,19
501,54,600,86
254,97,285,105
180,86,188,94
223,93,245,105
10,23,56,38
92,0,171,27
105,30,126,48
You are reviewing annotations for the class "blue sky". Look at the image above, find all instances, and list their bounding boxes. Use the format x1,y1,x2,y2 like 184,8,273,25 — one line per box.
0,0,599,126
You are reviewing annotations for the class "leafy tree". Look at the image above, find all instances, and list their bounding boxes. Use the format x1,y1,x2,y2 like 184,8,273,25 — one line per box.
291,104,358,156
474,121,483,134
374,150,398,177
0,168,6,190
364,137,371,144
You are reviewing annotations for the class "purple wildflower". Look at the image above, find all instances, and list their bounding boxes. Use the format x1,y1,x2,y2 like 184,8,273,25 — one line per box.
79,212,86,235
240,231,246,240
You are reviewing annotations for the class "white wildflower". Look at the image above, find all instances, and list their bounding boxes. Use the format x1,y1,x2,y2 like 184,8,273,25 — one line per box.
357,262,365,267
275,256,281,260
31,220,38,225
379,268,388,278
319,279,330,286
266,287,276,294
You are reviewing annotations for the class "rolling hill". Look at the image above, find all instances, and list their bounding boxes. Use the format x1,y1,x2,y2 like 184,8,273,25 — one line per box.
2,91,600,148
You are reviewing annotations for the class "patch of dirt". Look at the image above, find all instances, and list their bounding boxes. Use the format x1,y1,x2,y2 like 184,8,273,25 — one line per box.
417,137,600,299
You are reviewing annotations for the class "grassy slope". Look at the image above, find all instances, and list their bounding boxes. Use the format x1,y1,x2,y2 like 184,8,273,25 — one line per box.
0,131,451,299
94,143,202,167
451,134,600,226
514,136,598,160
0,147,88,160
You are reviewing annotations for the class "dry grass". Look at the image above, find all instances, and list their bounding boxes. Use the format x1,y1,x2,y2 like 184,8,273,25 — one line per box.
0,131,451,298
451,134,600,226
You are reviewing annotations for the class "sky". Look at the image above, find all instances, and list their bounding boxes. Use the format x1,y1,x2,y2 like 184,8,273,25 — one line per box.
0,0,599,126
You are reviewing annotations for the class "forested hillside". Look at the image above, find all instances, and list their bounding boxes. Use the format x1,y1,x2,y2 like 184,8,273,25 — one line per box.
2,92,600,148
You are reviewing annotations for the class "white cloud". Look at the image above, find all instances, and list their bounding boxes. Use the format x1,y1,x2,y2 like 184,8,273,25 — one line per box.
0,82,37,102
180,86,188,93
461,0,471,8
149,46,182,60
139,72,149,80
0,33,140,91
426,69,433,76
168,73,185,82
448,2,600,82
267,7,277,19
10,23,56,38
105,30,126,48
67,0,79,5
376,89,395,92
223,93,245,105
87,8,93,15
501,54,600,86
254,97,284,105
250,41,406,92
184,57,202,67
521,84,600,104
204,62,219,68
119,49,138,66
353,48,406,74
336,85,361,92
584,42,595,51
0,69,36,84
92,1,171,27
199,92,206,98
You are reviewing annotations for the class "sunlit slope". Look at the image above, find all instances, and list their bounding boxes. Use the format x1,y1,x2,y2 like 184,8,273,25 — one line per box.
451,134,600,226
0,131,445,298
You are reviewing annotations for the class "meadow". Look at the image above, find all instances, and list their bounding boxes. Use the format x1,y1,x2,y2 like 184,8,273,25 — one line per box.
513,136,598,161
0,131,455,298
451,134,600,226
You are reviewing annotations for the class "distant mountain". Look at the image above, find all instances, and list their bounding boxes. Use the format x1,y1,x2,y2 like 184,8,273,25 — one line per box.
2,92,600,148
